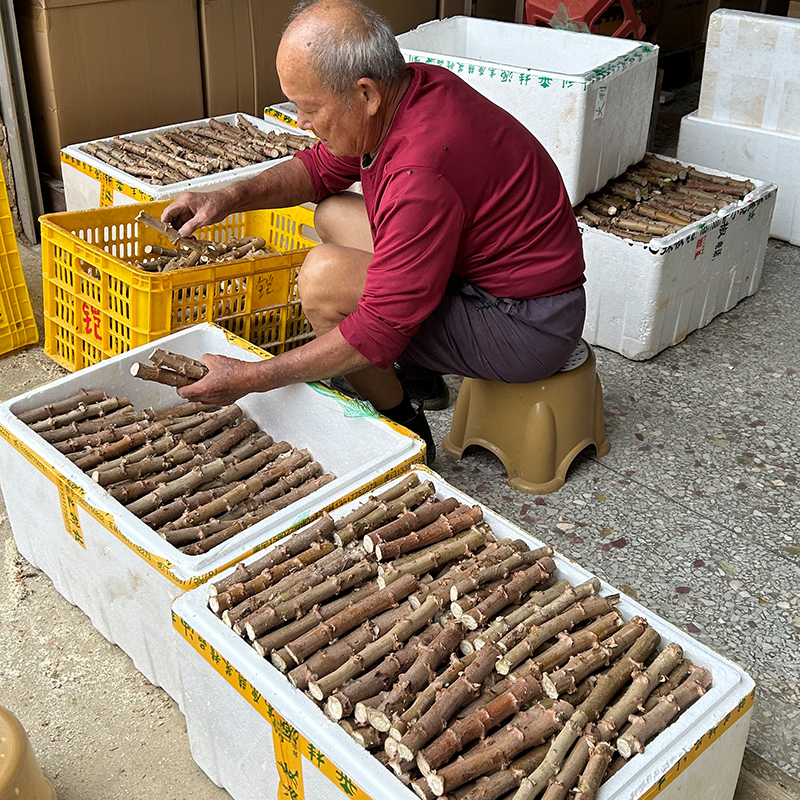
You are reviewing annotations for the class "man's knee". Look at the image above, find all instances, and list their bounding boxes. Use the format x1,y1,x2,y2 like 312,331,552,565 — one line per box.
313,192,372,251
297,244,336,307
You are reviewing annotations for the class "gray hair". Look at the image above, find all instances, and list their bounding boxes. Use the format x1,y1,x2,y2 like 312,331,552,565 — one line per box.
285,0,408,98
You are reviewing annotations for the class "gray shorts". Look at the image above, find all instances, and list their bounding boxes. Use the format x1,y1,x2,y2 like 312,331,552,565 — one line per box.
397,281,586,383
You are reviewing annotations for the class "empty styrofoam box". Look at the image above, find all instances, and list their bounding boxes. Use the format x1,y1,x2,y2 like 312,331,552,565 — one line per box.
582,156,776,360
678,111,800,246
396,17,658,206
173,465,755,800
698,10,800,136
0,323,423,707
60,113,311,212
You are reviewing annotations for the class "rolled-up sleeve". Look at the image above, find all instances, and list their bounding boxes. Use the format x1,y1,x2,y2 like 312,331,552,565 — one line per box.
339,167,464,368
293,145,361,202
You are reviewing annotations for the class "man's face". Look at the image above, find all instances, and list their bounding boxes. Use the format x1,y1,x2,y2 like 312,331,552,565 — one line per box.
277,45,370,158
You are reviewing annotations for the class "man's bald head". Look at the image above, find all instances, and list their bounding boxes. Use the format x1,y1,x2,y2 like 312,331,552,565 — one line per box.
281,0,407,99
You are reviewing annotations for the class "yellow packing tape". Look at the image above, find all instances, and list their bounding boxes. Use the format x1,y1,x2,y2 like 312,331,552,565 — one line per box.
175,608,756,800
60,151,156,204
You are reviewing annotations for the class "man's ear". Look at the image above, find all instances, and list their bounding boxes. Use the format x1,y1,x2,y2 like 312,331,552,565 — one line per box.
355,78,383,116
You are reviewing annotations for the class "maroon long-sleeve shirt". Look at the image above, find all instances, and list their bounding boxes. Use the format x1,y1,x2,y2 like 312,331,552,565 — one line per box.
294,63,584,369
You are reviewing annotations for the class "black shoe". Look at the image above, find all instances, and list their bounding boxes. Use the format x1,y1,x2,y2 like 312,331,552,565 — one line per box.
393,365,450,410
396,402,436,465
401,375,450,411
330,373,450,411
329,375,359,397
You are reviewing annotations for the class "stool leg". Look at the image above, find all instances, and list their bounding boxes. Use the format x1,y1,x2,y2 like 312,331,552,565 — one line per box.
442,379,473,457
508,401,563,494
593,375,611,458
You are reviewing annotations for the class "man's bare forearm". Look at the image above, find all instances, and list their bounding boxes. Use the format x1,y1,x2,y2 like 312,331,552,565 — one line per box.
177,328,372,406
220,157,317,214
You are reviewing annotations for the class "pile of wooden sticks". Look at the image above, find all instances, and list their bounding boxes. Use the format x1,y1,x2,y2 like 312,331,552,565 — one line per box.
81,115,314,186
209,473,712,800
17,363,333,554
575,154,755,242
132,211,270,272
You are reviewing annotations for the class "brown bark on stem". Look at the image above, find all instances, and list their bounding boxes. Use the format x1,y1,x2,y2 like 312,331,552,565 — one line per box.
285,573,420,665
540,618,650,699
17,389,109,425
616,665,711,759
287,600,413,686
364,497,460,554
496,595,619,676
418,673,544,775
376,505,484,561
325,625,441,720
460,558,557,631
426,702,573,796
308,594,441,700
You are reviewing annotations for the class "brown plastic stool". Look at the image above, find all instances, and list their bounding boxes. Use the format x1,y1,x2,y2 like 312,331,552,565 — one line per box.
442,341,610,494
0,706,57,800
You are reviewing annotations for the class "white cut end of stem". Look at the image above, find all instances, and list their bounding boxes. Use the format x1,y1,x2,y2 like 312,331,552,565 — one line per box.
368,708,391,732
270,651,290,671
416,753,433,778
541,674,560,699
427,773,445,796
325,696,344,720
308,681,324,701
397,742,415,763
363,536,375,554
617,736,635,759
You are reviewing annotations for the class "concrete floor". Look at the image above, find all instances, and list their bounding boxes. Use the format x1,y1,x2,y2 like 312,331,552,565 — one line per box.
1,89,799,800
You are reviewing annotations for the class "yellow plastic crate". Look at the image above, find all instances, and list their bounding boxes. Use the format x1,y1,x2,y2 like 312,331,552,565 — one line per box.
0,165,38,355
40,200,317,371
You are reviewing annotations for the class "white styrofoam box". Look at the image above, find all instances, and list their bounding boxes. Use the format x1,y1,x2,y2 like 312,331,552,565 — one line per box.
698,10,800,136
582,157,776,360
396,17,659,206
264,102,300,128
0,323,423,707
173,465,755,800
60,113,312,212
678,111,800,246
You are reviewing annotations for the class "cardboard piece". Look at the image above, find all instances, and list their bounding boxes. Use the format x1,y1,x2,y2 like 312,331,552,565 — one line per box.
16,0,204,178
199,0,437,117
790,0,800,15
651,0,710,52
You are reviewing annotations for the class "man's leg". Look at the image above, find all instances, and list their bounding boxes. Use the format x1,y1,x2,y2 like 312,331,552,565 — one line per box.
300,193,436,461
299,193,402,410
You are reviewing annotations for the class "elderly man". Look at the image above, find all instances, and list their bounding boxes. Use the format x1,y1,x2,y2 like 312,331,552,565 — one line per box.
163,0,586,462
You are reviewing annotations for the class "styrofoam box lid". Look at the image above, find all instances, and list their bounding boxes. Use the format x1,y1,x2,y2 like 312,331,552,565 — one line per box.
577,153,778,248
173,465,755,800
60,113,313,199
397,17,656,82
0,324,423,583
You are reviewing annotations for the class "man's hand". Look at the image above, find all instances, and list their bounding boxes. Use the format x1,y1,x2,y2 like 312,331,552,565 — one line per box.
177,354,257,405
161,190,236,237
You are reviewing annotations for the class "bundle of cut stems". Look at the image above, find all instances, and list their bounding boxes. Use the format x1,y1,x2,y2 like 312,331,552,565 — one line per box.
206,477,713,799
17,380,334,554
81,115,314,187
575,154,755,244
132,212,273,272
